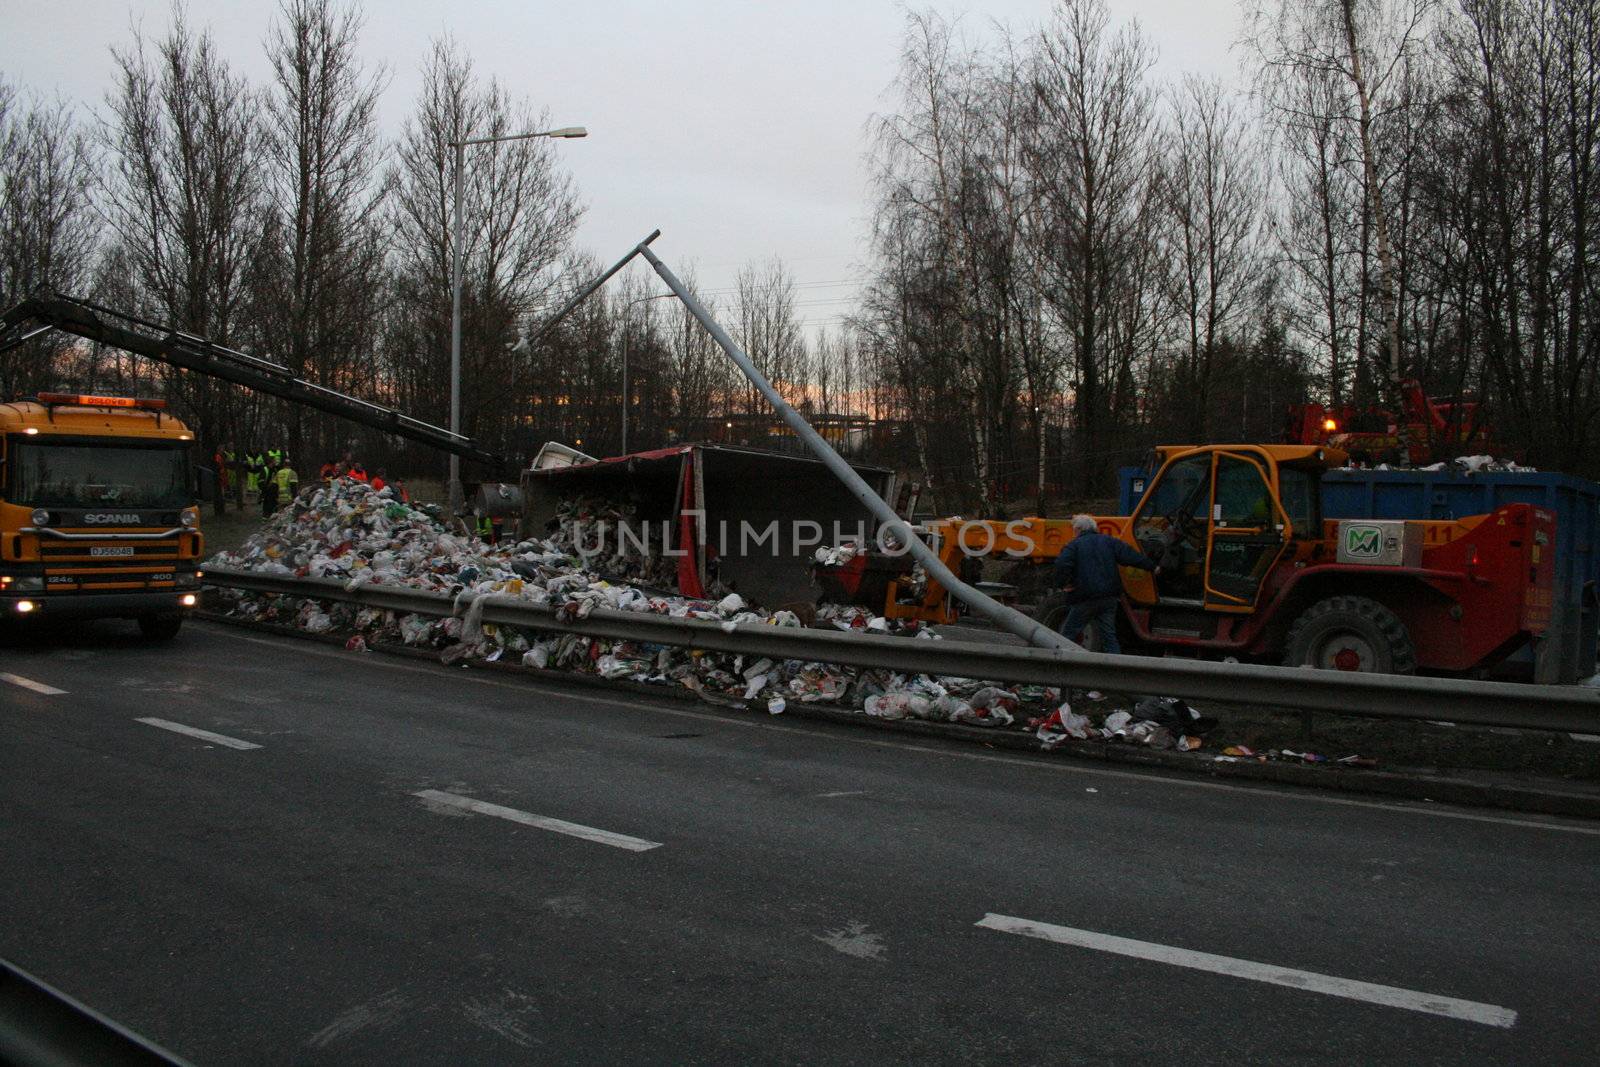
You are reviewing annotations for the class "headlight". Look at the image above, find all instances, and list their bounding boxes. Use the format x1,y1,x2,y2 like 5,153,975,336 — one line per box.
30,508,49,527
180,509,197,528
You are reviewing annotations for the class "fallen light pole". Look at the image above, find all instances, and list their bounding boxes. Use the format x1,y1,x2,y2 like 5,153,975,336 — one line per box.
533,231,1082,653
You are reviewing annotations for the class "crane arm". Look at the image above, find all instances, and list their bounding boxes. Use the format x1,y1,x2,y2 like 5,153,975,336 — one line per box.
0,293,502,467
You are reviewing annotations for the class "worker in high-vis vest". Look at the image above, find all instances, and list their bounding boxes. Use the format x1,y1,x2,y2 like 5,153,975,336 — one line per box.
474,511,494,543
244,449,265,500
273,462,299,511
220,444,241,507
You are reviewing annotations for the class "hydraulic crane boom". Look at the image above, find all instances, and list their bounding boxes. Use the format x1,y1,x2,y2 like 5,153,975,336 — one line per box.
0,293,502,466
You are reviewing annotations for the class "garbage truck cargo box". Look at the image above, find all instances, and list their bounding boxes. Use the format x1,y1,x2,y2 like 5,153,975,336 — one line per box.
521,443,896,606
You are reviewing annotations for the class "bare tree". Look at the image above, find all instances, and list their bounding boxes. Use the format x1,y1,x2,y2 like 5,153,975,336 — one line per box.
734,257,807,414
1027,0,1163,493
0,81,99,396
1161,75,1269,440
100,6,268,450
1248,0,1436,421
257,0,390,466
385,37,584,465
866,11,1047,510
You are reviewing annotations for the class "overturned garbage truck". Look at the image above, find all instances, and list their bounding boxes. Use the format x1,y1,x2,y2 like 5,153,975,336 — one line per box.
832,443,1566,681
521,443,896,609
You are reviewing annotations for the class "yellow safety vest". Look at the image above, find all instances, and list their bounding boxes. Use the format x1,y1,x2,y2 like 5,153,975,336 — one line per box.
274,467,297,494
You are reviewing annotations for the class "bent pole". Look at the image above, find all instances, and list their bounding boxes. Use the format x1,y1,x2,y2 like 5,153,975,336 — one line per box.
637,242,1081,653
524,229,662,351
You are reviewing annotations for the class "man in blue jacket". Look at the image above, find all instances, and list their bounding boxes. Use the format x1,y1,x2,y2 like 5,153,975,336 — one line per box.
1052,514,1160,654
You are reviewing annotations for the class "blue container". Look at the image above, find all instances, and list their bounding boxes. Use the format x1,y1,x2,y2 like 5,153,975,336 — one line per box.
1117,464,1600,681
1118,466,1150,515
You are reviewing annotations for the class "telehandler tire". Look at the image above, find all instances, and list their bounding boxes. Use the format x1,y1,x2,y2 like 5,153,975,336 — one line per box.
1283,595,1416,674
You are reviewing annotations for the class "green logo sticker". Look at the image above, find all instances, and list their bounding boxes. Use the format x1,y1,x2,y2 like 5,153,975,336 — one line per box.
1344,525,1381,557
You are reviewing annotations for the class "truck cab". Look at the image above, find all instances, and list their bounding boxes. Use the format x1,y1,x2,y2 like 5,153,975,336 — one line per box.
1125,443,1328,612
0,393,205,638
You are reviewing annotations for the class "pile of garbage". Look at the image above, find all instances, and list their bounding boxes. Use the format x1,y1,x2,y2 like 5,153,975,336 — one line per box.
212,479,1385,767
207,478,1050,727
554,495,680,588
1423,455,1535,473
1342,455,1536,474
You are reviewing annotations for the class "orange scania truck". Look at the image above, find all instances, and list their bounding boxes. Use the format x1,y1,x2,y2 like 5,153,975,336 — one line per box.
0,393,204,638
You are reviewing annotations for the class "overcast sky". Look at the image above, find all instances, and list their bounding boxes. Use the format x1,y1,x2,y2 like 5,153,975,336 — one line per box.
1,0,1244,333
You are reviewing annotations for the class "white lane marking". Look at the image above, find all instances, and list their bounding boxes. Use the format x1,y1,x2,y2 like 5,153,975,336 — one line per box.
135,717,262,750
206,625,1600,838
976,913,1517,1029
817,790,867,798
0,672,67,695
412,789,662,852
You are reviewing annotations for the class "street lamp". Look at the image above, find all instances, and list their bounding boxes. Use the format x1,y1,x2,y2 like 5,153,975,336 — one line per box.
448,125,587,511
620,291,674,454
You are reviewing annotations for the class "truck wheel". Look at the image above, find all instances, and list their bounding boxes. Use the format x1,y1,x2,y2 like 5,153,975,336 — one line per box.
1284,596,1415,674
138,614,184,641
1035,591,1071,632
1033,592,1108,652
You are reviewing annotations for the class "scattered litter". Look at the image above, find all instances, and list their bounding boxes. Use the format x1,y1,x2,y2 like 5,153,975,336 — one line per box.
1034,704,1092,749
209,480,1409,769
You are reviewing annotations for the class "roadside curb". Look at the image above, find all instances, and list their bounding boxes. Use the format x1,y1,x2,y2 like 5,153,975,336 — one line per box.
197,609,1600,821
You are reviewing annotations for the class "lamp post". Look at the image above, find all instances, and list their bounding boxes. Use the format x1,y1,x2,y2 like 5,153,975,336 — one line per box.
448,125,587,511
620,291,674,454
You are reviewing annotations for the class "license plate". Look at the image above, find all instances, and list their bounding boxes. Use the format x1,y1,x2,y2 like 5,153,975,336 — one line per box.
89,547,136,558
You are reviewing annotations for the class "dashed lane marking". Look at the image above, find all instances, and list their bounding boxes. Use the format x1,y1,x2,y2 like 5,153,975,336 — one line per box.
412,790,662,852
134,717,263,750
203,624,1600,837
976,913,1517,1029
0,672,66,695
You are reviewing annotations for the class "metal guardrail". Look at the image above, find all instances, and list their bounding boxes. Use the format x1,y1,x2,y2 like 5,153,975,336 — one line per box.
203,567,1600,734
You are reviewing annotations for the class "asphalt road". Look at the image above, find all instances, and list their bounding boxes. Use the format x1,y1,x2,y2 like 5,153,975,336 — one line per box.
3,618,1598,1065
